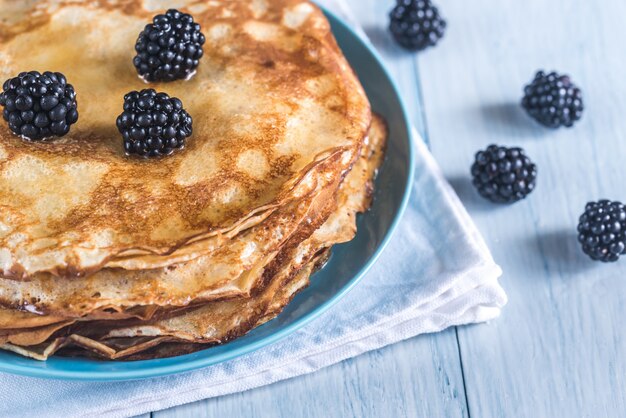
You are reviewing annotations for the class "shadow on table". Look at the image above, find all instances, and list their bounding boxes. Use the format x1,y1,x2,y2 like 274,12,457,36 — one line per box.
446,175,508,213
479,102,549,138
526,228,596,274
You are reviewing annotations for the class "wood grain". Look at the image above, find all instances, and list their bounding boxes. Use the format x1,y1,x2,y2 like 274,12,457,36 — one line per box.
417,0,626,416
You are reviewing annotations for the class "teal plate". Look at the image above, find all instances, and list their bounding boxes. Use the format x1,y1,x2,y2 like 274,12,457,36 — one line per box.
0,8,415,381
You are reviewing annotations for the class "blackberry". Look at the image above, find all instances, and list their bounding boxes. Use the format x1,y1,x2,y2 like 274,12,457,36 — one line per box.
0,71,78,141
522,70,583,128
471,145,537,203
133,9,206,82
578,200,626,262
389,0,446,51
116,89,192,158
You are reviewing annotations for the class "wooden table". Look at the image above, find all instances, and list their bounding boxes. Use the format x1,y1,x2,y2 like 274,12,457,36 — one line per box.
152,0,626,416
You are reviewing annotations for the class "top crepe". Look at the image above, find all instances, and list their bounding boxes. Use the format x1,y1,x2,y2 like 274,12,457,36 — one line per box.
0,0,370,277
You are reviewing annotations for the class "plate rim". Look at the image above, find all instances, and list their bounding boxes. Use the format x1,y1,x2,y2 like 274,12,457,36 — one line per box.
0,6,416,381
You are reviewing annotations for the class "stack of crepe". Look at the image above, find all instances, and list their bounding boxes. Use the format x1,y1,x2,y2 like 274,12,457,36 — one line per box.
0,0,386,360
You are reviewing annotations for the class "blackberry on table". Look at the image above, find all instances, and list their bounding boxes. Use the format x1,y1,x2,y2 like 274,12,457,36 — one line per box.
133,9,206,82
578,200,626,262
389,0,446,51
522,70,583,128
471,144,537,204
0,71,78,141
116,89,192,158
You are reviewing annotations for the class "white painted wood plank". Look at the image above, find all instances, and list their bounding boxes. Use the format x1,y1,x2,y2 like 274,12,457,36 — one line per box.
416,0,626,416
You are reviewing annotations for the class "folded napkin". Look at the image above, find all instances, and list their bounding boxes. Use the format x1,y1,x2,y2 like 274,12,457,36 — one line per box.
0,2,506,417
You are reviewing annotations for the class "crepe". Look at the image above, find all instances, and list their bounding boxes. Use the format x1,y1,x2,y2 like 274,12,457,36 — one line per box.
0,0,371,278
0,114,387,360
0,148,345,317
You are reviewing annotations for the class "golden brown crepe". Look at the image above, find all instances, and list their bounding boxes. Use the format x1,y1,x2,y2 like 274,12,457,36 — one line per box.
0,0,386,361
0,0,370,278
0,114,387,360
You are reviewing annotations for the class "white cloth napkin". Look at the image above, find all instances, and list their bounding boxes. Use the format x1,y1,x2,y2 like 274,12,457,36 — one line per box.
0,2,506,417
